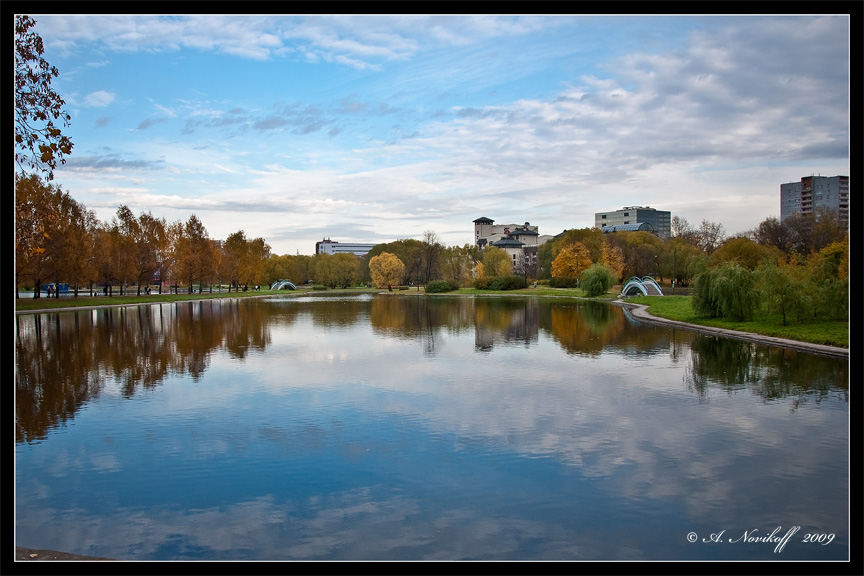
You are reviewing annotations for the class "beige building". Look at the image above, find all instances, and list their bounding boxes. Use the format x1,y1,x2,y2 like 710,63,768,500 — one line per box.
473,217,551,270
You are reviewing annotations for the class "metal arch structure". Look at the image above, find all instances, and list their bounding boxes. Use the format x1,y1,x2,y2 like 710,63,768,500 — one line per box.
270,279,297,290
620,276,664,297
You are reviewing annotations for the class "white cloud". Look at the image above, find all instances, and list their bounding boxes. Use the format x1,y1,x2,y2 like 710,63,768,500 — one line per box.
83,90,115,107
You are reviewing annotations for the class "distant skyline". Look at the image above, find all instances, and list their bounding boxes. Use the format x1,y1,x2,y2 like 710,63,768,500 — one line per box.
26,14,849,255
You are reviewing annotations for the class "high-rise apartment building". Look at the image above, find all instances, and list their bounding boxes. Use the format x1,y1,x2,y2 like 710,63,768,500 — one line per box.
594,206,671,239
780,175,849,226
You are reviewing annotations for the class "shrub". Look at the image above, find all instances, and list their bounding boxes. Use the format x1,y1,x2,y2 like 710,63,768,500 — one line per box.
426,280,458,293
581,264,617,297
549,277,579,288
489,275,528,291
473,277,493,290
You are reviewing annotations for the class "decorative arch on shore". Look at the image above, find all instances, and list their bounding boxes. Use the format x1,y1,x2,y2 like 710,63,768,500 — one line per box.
620,276,663,297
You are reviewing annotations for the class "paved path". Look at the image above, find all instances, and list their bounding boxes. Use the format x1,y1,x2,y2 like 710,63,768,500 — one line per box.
614,301,848,359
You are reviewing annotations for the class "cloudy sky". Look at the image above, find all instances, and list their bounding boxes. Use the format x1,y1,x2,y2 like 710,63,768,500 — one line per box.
28,14,849,255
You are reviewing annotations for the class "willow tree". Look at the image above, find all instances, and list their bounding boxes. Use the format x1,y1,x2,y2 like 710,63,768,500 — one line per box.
692,261,759,322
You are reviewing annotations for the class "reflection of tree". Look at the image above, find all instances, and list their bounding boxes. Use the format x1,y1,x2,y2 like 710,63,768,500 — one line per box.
543,301,630,355
370,296,475,356
685,335,849,405
473,298,539,351
15,299,275,443
16,313,105,444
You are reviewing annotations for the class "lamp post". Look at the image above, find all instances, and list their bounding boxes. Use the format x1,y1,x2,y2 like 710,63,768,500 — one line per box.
672,247,676,295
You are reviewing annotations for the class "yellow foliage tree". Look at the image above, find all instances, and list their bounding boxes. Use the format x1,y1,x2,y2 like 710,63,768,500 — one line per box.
481,246,513,277
551,242,592,278
369,251,405,289
600,240,625,281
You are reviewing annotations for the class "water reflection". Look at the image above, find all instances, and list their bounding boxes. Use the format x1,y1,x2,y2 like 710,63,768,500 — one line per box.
16,295,847,445
14,294,849,560
684,334,849,406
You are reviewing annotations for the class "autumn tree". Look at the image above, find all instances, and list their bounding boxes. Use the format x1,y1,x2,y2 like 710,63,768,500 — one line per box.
420,230,443,284
708,236,781,270
751,216,793,253
15,175,75,297
316,253,359,288
551,242,592,279
369,252,406,290
174,215,213,293
440,244,478,287
245,237,271,289
222,230,249,291
481,246,513,277
599,240,625,282
139,212,169,293
15,16,73,181
364,239,424,285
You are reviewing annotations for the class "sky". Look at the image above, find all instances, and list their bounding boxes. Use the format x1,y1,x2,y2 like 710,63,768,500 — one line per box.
24,13,850,256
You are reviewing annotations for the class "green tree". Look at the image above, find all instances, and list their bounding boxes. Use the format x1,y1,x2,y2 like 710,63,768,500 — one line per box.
581,263,617,297
692,261,759,321
15,16,73,181
755,260,808,326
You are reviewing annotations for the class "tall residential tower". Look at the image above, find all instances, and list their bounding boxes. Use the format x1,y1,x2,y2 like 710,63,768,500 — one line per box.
780,175,849,226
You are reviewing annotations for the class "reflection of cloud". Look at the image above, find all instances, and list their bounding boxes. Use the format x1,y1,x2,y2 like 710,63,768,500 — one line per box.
17,489,610,560
16,298,848,559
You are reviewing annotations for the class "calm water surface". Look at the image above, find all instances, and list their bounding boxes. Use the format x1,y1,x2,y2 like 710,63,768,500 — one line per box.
15,294,849,560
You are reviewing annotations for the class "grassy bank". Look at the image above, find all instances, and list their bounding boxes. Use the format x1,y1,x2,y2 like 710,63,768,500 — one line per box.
625,295,849,348
14,288,298,312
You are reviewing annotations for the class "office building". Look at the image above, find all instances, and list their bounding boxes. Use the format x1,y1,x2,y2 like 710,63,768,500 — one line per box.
595,206,671,239
315,238,376,257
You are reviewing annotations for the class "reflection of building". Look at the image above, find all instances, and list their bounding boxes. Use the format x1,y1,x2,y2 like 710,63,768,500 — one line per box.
473,217,553,268
780,175,849,226
315,238,376,257
594,206,671,239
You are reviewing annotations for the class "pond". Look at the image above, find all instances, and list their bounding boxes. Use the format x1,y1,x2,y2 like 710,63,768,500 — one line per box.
14,294,849,561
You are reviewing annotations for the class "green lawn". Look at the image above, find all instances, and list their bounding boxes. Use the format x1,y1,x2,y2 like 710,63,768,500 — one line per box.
625,295,849,348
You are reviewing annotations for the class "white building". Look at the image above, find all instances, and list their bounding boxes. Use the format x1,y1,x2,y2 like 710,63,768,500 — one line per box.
315,238,376,257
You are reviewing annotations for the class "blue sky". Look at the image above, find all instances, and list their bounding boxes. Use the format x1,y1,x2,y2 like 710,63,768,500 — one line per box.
28,14,850,255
